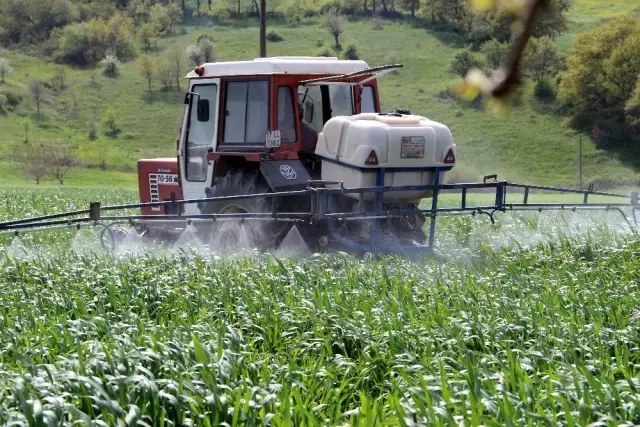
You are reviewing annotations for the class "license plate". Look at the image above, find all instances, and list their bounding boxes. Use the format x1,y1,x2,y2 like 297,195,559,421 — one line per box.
156,173,179,184
266,130,281,148
401,136,425,158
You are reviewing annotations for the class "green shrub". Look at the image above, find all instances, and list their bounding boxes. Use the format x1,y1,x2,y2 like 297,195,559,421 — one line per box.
343,43,359,60
1,89,22,109
102,55,121,77
449,50,483,78
317,48,334,57
56,21,107,65
102,106,118,136
480,39,508,70
266,30,284,42
534,78,557,101
87,120,98,140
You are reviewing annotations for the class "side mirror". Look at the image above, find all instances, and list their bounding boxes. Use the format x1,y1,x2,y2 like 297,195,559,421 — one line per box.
197,99,209,121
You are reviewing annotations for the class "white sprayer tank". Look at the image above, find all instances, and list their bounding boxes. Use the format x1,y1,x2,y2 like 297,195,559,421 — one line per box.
314,113,456,201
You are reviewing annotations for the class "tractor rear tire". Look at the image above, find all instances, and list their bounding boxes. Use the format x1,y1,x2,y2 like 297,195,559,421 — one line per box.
198,169,288,251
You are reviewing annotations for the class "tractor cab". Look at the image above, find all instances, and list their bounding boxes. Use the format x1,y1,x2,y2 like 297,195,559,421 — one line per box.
138,57,400,215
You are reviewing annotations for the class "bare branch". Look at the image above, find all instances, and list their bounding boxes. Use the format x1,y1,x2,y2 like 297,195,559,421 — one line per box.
488,0,550,99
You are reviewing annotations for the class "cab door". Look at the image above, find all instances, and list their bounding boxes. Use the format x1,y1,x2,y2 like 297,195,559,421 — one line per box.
178,78,220,214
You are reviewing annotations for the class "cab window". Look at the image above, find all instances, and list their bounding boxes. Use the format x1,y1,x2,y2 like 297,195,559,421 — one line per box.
222,80,269,145
328,85,353,117
298,85,324,133
277,86,296,143
361,86,377,113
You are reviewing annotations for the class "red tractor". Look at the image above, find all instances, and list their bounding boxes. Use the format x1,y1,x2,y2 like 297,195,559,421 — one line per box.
136,56,457,252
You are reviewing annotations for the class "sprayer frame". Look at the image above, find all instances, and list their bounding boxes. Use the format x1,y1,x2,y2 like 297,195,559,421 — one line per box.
1,170,639,255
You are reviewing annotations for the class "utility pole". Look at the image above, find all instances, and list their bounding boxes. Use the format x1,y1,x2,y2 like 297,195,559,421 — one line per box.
579,134,583,190
259,0,266,57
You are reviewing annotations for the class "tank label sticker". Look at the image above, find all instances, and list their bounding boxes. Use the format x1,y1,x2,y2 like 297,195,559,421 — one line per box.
279,164,297,180
400,136,425,158
266,130,281,148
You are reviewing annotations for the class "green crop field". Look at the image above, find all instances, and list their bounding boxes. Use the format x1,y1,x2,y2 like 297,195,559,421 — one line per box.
1,188,640,425
1,1,640,424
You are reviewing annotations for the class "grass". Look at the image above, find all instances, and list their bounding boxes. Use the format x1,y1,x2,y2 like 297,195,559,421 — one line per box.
557,0,640,51
0,3,639,189
0,187,640,425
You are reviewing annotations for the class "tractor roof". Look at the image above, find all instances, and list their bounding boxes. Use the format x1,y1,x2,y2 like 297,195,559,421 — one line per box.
184,56,370,79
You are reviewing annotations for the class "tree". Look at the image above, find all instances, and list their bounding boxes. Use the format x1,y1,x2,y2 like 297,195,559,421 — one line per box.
139,54,155,91
13,142,49,184
449,50,483,78
53,64,66,90
55,20,109,65
87,119,98,140
150,4,171,36
625,76,640,135
0,0,73,44
532,0,570,39
200,38,215,63
558,17,640,134
21,118,31,143
105,12,135,60
168,46,184,89
187,38,215,65
127,0,151,26
480,39,509,70
49,143,75,184
13,141,75,185
139,23,158,51
425,0,568,45
29,79,45,117
423,0,469,28
602,33,640,99
102,105,118,136
399,0,419,17
522,36,563,88
158,57,174,90
0,57,13,83
324,8,343,49
187,45,203,66
167,3,183,34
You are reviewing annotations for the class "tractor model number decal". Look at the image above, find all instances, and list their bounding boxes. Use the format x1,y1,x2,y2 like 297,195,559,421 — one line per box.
156,174,179,184
266,130,281,148
279,164,297,180
400,136,425,159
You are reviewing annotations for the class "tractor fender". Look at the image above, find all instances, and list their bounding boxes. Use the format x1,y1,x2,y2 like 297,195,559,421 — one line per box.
259,160,311,192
